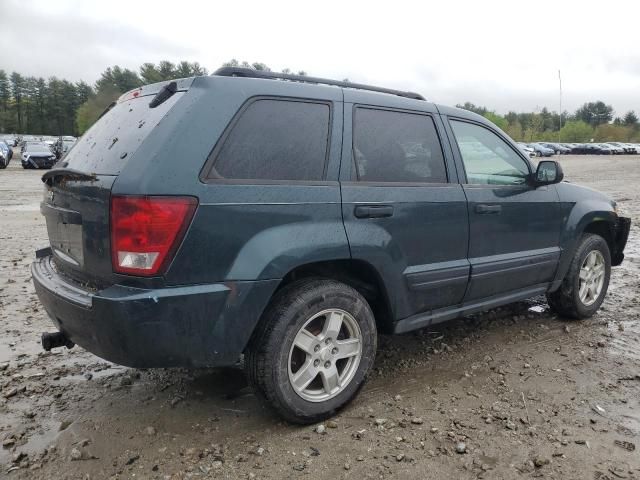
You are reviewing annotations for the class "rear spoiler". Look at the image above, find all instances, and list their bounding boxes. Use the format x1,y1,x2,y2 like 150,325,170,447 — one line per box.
117,77,195,104
42,168,97,186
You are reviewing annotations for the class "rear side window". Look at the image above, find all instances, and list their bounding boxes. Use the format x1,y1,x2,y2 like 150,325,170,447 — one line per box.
353,108,447,183
209,99,330,181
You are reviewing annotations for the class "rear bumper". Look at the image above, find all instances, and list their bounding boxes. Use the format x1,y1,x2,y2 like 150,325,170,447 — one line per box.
612,216,631,266
32,254,278,368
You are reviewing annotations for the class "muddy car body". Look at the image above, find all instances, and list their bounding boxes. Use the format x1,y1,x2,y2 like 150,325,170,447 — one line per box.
32,69,631,422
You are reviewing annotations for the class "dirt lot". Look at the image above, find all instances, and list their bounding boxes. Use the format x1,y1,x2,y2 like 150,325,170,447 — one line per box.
0,153,639,480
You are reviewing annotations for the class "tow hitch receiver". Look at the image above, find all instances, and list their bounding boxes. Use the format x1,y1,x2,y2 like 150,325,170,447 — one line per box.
41,331,75,351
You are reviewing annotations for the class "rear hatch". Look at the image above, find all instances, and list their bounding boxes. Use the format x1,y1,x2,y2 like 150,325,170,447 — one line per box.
40,79,191,288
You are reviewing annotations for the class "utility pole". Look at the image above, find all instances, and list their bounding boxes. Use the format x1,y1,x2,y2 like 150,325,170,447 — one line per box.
558,70,562,143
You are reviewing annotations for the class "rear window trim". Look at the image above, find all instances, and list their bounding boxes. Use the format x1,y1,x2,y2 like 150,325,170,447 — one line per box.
199,95,334,185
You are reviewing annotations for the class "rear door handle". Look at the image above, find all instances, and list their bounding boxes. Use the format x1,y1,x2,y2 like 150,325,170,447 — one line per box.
354,205,394,219
475,204,502,214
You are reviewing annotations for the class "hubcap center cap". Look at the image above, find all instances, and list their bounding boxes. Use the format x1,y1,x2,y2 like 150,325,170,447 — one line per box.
319,345,333,362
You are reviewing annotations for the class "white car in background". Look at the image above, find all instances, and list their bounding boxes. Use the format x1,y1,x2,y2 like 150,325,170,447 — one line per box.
517,143,536,157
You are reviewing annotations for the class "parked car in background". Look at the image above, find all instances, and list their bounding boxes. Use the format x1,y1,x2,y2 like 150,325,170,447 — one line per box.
1,135,17,147
607,142,637,154
561,143,581,153
19,135,41,149
31,69,630,423
21,142,57,169
43,136,56,149
0,140,11,169
539,142,570,154
1,139,13,160
517,142,535,157
598,143,622,155
570,144,604,155
53,136,77,159
526,143,554,157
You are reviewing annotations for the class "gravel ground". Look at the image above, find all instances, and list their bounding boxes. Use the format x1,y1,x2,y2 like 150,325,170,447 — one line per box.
0,153,639,480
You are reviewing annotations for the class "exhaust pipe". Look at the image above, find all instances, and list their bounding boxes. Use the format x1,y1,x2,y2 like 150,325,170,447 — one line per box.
41,332,75,351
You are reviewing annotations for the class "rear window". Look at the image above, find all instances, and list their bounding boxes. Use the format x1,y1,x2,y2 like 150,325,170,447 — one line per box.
63,92,184,175
207,99,330,181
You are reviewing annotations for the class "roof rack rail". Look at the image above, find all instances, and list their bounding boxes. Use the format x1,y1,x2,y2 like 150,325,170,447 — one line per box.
213,67,426,101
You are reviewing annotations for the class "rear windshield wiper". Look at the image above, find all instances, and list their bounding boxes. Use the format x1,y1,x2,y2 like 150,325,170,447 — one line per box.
42,168,97,186
149,81,177,108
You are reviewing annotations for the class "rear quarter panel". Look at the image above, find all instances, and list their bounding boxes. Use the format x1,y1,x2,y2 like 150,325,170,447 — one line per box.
113,77,349,285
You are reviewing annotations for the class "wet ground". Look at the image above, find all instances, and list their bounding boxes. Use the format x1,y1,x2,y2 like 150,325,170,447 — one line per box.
0,153,639,479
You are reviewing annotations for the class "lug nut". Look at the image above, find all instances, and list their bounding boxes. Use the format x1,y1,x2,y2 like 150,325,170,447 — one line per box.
331,348,338,355
314,344,320,352
325,338,331,345
324,361,331,368
314,359,320,367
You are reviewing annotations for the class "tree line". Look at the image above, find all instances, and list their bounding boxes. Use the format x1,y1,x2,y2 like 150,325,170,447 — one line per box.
0,71,92,135
0,59,305,136
458,101,640,143
1,60,638,143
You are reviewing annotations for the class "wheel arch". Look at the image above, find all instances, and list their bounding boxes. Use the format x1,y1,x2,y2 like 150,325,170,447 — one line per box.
551,207,618,291
274,259,396,333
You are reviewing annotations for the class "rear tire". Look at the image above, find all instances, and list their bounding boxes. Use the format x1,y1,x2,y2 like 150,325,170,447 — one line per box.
245,278,377,424
547,234,611,319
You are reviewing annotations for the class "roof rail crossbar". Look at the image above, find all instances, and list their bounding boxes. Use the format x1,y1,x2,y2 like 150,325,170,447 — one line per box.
213,67,425,101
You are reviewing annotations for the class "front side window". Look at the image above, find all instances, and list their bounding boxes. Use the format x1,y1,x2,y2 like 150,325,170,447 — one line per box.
353,108,447,183
450,120,530,185
210,99,330,181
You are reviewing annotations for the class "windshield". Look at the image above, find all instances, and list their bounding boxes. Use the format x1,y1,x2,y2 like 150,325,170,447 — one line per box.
24,143,51,154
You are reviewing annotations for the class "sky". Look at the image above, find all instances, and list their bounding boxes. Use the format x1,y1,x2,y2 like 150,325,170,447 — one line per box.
2,0,640,116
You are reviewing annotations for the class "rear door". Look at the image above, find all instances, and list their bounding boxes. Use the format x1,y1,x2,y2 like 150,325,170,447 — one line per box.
340,91,469,321
444,116,563,301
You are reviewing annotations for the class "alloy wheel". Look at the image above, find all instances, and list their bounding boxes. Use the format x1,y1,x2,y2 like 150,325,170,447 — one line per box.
288,309,363,402
578,250,606,306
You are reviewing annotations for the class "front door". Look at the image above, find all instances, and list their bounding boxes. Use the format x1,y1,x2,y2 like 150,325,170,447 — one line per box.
445,117,563,301
340,94,469,321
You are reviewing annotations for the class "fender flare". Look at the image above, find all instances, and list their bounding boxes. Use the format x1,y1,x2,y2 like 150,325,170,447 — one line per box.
550,203,618,291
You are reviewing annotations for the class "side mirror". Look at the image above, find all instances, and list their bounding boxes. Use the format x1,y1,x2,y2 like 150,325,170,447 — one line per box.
533,160,563,185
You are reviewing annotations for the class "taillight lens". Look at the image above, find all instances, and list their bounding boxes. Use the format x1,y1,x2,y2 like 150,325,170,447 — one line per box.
110,196,197,276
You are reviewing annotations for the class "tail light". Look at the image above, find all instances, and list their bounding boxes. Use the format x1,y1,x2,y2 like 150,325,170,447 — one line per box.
110,196,197,276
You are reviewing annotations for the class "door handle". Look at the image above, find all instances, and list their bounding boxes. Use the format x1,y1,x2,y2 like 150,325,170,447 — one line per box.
354,205,394,219
475,204,502,214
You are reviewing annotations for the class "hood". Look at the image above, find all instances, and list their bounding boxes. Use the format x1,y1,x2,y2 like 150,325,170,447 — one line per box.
556,180,615,208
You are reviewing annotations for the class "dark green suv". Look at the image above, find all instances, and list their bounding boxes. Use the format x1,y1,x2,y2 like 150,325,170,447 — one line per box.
32,68,630,423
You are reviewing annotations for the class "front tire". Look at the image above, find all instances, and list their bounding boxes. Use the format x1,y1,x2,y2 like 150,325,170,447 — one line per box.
547,234,611,319
245,278,377,424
